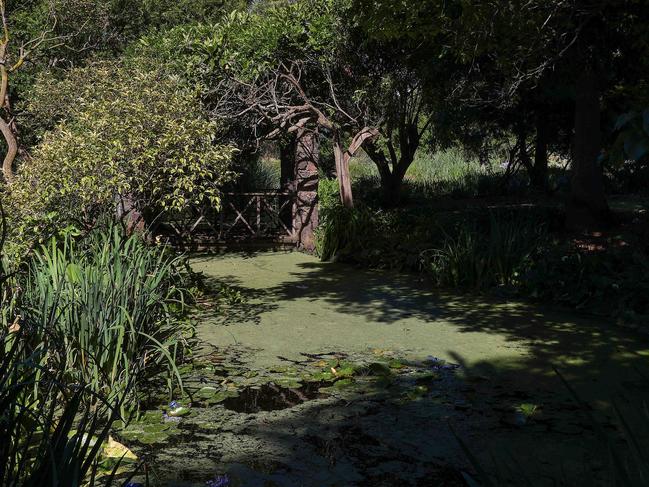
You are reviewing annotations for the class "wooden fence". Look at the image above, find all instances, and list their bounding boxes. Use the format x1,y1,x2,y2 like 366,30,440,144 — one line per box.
159,191,298,247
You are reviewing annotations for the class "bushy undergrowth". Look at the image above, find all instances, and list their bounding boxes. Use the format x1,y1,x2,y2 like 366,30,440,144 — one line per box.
16,227,193,413
605,158,649,194
316,182,649,324
315,179,375,261
420,212,544,289
522,242,649,324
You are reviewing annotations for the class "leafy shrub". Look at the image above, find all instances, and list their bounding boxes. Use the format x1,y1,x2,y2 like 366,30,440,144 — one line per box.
17,227,193,413
9,61,236,253
522,244,649,324
316,182,648,324
605,158,649,194
317,182,546,290
316,179,376,261
605,109,649,194
316,204,376,262
1,208,136,486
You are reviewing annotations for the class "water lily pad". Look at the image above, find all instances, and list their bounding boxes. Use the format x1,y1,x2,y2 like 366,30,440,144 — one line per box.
119,422,179,445
196,386,219,400
275,378,302,389
388,359,406,369
333,378,354,389
312,371,334,381
334,367,355,377
103,436,138,463
209,390,240,404
168,406,191,417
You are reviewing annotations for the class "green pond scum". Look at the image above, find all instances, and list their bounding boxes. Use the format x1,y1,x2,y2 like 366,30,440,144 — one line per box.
102,252,649,486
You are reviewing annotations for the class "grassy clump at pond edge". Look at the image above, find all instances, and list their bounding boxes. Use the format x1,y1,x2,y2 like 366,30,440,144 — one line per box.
17,227,194,413
1,222,195,484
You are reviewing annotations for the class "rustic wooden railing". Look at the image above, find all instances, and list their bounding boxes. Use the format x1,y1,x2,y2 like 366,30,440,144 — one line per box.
158,191,298,247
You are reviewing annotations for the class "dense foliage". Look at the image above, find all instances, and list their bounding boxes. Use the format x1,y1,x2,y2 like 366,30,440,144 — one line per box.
316,181,649,325
0,329,131,486
6,62,236,252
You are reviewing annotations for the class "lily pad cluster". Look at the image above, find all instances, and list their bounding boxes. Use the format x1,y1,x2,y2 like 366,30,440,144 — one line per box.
115,350,461,451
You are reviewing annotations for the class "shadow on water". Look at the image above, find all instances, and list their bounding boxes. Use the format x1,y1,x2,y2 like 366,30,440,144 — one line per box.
134,354,473,487
184,252,649,485
221,381,331,413
197,255,649,390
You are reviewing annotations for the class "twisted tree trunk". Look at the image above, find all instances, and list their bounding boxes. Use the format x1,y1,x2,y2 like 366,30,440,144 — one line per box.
0,44,17,185
332,127,379,208
293,130,319,251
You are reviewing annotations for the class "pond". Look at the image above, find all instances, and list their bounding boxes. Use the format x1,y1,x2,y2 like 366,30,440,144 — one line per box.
119,251,649,486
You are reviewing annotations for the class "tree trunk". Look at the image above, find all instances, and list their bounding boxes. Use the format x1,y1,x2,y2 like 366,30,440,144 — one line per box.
0,58,16,185
333,133,354,208
330,127,379,208
116,194,145,234
566,68,609,229
380,159,410,207
516,126,532,173
293,130,319,251
0,116,17,184
531,111,549,191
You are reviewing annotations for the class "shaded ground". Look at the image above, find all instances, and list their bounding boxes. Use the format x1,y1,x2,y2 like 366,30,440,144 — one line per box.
123,251,649,486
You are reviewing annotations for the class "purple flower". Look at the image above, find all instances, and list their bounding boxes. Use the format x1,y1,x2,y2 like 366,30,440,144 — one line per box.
125,483,144,487
206,474,230,487
425,356,458,371
169,400,179,409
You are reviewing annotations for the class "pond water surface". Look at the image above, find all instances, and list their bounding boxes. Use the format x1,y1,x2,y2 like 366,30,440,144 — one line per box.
120,251,649,486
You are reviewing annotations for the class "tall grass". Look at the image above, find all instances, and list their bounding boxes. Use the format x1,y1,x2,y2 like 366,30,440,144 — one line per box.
316,181,544,290
0,329,134,486
315,179,375,261
421,212,545,289
350,148,511,201
18,227,193,412
0,202,136,485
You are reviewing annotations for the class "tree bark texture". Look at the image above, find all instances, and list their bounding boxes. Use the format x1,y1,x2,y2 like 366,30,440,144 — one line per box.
293,130,319,251
532,110,549,191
